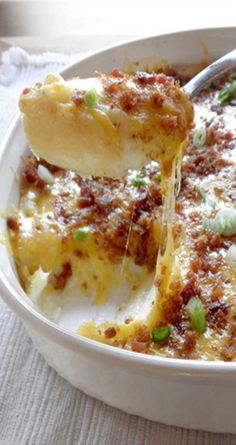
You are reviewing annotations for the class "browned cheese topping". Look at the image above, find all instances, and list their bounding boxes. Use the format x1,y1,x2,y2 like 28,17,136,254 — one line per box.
9,68,236,360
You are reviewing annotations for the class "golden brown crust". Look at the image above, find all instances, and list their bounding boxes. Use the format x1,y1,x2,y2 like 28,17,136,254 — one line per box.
11,67,236,361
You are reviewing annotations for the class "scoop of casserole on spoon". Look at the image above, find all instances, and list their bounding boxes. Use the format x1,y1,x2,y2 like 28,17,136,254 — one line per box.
19,49,236,179
19,71,193,179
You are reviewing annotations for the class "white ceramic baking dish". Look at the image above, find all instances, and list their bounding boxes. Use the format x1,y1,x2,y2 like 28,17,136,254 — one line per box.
1,28,236,434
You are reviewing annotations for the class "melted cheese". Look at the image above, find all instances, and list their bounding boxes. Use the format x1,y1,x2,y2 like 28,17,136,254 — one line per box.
8,68,236,360
17,70,194,343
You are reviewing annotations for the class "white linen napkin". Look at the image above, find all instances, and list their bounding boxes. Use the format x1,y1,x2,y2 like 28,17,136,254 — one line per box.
0,46,79,140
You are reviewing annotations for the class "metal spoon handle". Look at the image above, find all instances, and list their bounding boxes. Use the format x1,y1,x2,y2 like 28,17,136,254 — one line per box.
183,49,236,99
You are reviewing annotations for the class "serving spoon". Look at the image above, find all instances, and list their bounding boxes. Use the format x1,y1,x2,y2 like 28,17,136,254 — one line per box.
183,48,236,98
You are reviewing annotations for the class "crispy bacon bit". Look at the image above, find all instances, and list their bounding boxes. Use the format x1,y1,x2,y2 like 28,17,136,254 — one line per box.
132,340,149,353
136,326,151,343
111,68,124,78
149,185,162,205
156,74,169,84
194,234,208,255
162,292,183,326
214,186,224,197
160,115,178,134
211,286,224,301
53,262,72,290
6,216,19,232
36,179,45,190
181,278,200,305
151,92,164,108
77,196,94,208
22,156,46,190
175,202,184,214
194,232,223,255
178,330,197,358
120,90,138,112
182,145,232,177
181,185,199,202
74,249,84,258
104,327,117,338
72,90,85,107
206,127,233,146
190,258,207,273
104,81,117,95
136,72,157,86
221,340,236,361
22,88,31,95
132,326,151,353
220,321,236,361
207,232,224,249
24,159,38,184
208,301,228,330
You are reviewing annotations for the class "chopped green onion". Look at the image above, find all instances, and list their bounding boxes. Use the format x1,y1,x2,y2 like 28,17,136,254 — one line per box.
35,82,42,89
196,186,207,202
37,165,54,185
218,81,236,103
225,244,236,268
219,88,232,103
72,227,91,241
152,325,171,343
203,218,224,234
84,88,99,108
154,172,161,183
228,73,236,83
196,186,216,208
203,208,236,236
138,170,146,178
131,177,146,187
186,297,206,334
193,128,206,147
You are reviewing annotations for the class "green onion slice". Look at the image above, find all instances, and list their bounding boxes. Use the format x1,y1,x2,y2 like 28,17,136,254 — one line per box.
203,208,236,236
196,186,216,208
84,88,99,108
219,87,232,103
218,81,236,103
203,210,236,236
196,186,207,202
131,176,146,187
152,325,171,343
154,173,161,183
138,170,146,178
72,227,91,241
225,244,236,268
35,82,42,89
193,128,206,147
203,218,225,234
186,297,206,334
